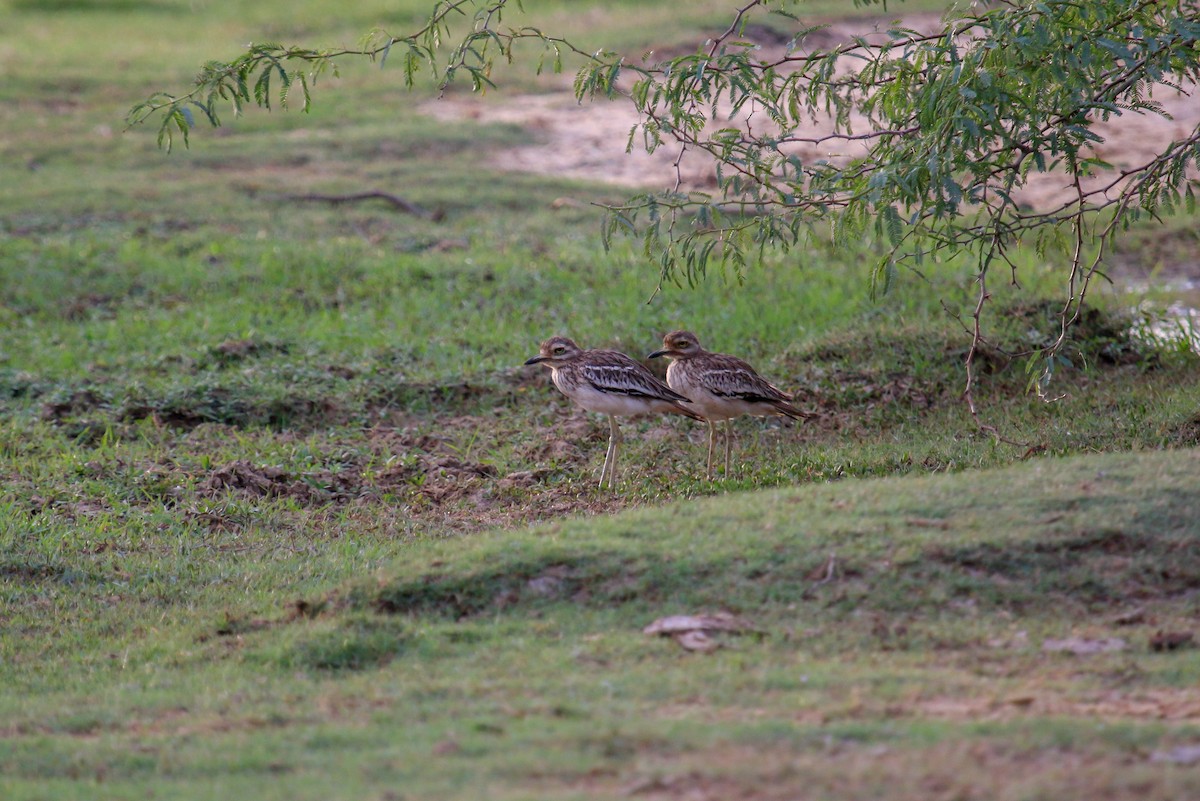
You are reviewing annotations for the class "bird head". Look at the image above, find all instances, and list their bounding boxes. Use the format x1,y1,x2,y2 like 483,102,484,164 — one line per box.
524,336,582,367
647,330,702,360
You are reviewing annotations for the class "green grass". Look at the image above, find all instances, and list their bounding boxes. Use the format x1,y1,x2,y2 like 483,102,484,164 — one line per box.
3,450,1200,800
2,0,1200,798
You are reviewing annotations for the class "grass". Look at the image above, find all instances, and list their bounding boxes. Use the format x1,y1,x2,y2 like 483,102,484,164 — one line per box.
3,450,1200,799
2,0,1200,798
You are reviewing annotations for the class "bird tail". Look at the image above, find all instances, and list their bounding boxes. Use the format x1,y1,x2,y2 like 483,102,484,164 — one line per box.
773,400,817,420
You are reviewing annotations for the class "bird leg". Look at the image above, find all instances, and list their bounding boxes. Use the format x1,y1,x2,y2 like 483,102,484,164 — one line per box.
724,420,734,478
600,415,622,489
705,420,717,481
599,418,614,489
610,415,623,488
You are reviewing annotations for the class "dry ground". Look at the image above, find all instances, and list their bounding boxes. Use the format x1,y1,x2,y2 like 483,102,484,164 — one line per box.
420,12,1200,215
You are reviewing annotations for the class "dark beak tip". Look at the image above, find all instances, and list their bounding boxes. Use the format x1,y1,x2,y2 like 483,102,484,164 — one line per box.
646,350,667,359
523,356,543,366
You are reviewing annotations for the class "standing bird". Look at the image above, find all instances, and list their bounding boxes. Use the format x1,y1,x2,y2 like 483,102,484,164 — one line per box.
648,330,812,480
525,336,702,489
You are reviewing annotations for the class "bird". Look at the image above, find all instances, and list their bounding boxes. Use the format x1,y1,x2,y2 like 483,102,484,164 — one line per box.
648,330,812,480
525,336,702,489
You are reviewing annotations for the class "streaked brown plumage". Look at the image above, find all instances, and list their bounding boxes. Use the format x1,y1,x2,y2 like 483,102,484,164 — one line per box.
525,336,701,489
648,330,811,479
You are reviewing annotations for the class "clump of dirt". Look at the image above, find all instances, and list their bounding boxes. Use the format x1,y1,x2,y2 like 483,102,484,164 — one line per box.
0,561,69,581
368,426,501,499
377,454,497,484
117,385,343,430
202,337,292,367
199,460,360,504
515,414,594,461
192,429,557,521
27,372,526,435
1164,412,1200,447
285,615,410,672
0,370,47,401
365,378,514,411
814,371,936,413
61,292,118,321
40,388,106,421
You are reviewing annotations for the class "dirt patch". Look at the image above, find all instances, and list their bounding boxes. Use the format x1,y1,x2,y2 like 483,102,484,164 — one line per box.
205,337,292,366
902,687,1200,723
915,526,1200,611
420,12,1200,218
61,292,119,321
40,388,106,421
370,558,616,618
194,452,500,507
0,562,69,581
1162,412,1200,447
559,736,1200,801
187,416,628,537
199,459,359,503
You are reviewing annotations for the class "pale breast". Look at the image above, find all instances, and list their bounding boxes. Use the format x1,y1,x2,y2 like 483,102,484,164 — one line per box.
568,382,677,416
553,366,681,417
669,359,794,420
666,361,742,420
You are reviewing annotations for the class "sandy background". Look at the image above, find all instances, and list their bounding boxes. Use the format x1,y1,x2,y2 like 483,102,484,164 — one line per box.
420,13,1200,212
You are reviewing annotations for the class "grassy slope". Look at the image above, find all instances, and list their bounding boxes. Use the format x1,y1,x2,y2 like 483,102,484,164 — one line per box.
2,449,1199,800
1,0,1199,798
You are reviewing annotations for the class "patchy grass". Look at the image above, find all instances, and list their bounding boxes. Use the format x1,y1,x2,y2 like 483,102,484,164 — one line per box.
2,450,1199,800
3,0,1200,798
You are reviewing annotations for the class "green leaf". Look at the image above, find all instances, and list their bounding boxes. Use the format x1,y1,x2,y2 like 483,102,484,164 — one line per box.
880,205,903,246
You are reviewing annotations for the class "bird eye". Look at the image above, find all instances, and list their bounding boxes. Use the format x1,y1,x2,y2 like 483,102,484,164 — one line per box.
553,346,566,354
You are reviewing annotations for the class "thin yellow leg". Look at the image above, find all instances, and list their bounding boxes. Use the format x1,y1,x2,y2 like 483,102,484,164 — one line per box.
599,415,622,489
724,420,734,477
705,420,716,481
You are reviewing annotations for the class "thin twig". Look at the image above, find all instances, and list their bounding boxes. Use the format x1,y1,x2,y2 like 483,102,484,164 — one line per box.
278,191,438,219
814,553,838,585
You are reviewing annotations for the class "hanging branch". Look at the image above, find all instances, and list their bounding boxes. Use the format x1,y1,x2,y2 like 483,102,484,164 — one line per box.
129,0,1200,426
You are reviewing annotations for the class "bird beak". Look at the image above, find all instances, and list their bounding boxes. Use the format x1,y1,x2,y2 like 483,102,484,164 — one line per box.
646,349,669,360
524,355,546,365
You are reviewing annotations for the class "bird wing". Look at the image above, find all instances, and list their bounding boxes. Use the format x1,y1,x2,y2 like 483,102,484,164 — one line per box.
582,352,693,403
698,355,794,404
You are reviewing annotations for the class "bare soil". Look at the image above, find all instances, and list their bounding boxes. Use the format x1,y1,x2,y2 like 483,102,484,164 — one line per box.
420,13,1200,214
562,738,1200,801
